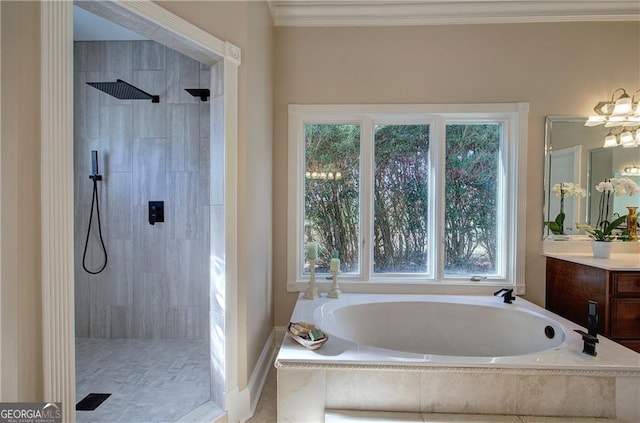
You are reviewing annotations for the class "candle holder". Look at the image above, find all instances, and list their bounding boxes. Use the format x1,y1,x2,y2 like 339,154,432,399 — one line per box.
328,270,341,298
303,259,320,300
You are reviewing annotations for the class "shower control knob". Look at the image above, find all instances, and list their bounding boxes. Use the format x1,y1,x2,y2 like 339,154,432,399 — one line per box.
149,201,164,225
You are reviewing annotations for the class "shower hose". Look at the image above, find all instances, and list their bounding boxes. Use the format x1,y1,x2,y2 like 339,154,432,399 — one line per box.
82,176,108,274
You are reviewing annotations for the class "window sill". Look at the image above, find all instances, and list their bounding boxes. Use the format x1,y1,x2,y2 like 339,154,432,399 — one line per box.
287,280,524,296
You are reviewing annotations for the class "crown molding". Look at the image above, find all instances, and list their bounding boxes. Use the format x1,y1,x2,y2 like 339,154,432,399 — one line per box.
268,1,640,27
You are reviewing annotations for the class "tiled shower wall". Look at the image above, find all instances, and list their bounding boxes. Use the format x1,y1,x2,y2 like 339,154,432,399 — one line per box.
74,40,219,340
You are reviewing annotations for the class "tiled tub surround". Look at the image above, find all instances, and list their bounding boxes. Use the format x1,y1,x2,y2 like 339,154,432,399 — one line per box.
275,294,640,422
73,40,220,340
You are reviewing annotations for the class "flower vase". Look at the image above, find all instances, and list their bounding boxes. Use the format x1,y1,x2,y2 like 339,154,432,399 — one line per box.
591,241,612,258
627,206,638,241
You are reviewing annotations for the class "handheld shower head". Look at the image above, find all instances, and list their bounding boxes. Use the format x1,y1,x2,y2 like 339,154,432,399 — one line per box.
91,150,99,175
90,150,102,181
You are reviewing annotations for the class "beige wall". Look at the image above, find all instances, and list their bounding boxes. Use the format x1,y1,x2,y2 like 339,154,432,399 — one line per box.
273,21,640,325
157,0,275,389
1,0,43,401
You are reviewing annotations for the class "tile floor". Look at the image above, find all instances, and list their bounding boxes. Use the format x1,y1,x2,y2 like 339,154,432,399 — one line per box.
247,364,623,423
75,337,216,422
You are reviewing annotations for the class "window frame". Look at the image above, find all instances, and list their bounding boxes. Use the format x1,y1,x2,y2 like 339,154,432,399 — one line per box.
287,103,529,295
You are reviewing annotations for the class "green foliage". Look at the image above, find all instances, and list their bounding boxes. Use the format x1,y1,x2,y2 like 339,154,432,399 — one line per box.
444,124,499,274
303,122,500,275
577,214,627,241
373,125,429,272
304,124,360,271
545,213,565,235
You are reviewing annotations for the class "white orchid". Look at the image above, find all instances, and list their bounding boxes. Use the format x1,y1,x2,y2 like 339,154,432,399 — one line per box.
551,182,586,198
595,180,614,193
546,182,586,235
592,178,639,233
613,177,640,196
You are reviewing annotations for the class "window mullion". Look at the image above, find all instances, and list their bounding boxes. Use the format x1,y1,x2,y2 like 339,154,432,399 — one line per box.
432,118,446,281
360,117,374,281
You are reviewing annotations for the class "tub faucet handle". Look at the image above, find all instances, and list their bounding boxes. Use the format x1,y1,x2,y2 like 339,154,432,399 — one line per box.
493,288,515,304
574,329,598,356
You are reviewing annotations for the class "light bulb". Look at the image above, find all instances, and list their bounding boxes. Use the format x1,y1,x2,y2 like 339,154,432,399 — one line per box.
612,95,632,116
620,131,635,147
603,134,618,148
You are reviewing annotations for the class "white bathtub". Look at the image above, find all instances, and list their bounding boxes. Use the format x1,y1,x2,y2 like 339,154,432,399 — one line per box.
276,293,640,422
314,295,564,357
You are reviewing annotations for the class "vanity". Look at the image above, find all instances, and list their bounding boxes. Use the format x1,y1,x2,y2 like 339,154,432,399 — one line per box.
545,251,640,352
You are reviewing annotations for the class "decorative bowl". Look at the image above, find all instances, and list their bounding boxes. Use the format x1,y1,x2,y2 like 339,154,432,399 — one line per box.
287,321,328,350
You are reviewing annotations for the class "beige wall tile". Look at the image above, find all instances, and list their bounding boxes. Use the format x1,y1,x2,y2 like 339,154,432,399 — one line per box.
325,369,421,412
515,375,615,417
421,372,517,414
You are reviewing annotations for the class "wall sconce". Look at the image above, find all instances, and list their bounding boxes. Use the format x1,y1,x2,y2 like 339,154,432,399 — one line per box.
585,88,640,129
587,88,640,148
622,165,640,176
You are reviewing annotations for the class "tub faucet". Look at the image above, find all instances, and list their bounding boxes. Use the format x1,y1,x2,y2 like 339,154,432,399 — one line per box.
493,288,515,304
574,300,599,356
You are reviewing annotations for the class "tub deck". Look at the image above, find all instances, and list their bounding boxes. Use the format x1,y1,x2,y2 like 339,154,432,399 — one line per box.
275,294,640,423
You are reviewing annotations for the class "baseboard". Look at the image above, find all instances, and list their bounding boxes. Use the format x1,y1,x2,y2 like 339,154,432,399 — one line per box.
234,327,286,423
247,330,278,413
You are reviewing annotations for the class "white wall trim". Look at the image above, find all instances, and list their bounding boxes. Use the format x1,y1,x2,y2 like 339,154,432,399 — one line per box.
269,0,640,27
41,2,75,417
514,102,529,296
41,1,241,421
247,331,277,414
0,0,4,400
223,39,241,419
287,103,529,295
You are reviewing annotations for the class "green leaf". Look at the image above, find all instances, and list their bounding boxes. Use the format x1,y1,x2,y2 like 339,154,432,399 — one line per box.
554,212,565,227
604,215,627,235
547,222,562,234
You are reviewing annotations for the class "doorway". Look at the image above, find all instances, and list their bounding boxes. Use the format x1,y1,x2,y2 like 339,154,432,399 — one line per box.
41,1,240,421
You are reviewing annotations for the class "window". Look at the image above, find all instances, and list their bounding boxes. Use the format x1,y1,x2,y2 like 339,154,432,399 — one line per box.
288,104,528,294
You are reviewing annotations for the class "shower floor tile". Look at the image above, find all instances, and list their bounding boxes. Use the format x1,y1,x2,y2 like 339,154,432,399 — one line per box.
75,337,213,422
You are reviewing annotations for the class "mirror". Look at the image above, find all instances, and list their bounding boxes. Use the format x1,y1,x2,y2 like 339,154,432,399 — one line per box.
543,116,640,239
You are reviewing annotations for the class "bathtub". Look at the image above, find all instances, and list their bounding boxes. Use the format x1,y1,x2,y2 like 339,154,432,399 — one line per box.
275,293,640,422
314,296,564,357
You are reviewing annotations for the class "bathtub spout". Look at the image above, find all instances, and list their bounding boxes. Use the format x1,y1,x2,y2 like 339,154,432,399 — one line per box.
493,288,515,304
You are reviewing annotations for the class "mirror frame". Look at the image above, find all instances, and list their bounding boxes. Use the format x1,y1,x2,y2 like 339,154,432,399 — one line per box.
544,116,640,240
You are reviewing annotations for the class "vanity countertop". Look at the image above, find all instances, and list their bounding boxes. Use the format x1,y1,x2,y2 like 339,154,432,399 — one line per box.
544,252,640,271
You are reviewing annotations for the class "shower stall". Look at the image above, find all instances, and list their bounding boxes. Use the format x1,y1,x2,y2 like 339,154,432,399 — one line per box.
73,39,223,422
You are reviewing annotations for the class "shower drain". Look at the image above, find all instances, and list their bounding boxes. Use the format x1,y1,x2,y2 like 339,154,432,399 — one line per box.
76,393,111,411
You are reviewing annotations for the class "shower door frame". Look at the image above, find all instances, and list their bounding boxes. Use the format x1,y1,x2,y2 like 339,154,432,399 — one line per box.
40,1,240,421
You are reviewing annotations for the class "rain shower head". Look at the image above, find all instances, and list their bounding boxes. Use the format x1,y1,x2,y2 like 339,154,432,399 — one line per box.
87,79,159,103
184,88,210,102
